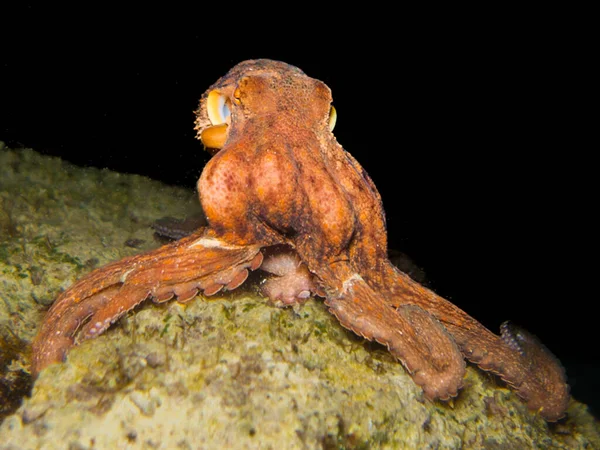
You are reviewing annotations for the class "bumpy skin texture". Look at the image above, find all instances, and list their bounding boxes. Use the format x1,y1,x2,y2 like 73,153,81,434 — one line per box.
32,59,569,421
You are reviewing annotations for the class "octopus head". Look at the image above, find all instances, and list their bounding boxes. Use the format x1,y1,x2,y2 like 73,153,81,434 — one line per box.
194,59,336,153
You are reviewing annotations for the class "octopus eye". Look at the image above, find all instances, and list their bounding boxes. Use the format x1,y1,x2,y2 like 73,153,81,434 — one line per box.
201,90,232,150
207,90,231,126
328,106,337,131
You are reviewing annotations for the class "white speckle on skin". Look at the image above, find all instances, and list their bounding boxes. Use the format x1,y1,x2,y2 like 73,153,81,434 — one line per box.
120,268,136,283
341,273,363,294
190,237,242,249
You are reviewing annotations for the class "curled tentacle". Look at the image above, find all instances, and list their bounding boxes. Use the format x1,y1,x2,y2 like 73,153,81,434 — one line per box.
32,229,263,376
259,245,321,306
497,321,569,418
374,262,569,421
320,262,466,401
457,322,569,421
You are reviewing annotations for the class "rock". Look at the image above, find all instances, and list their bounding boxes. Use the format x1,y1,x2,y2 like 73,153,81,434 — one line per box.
1,147,599,449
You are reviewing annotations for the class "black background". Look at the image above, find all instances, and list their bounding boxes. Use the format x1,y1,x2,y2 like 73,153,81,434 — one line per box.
2,6,596,418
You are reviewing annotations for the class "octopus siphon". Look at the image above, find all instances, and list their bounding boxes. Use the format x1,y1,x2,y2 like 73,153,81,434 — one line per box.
32,59,569,421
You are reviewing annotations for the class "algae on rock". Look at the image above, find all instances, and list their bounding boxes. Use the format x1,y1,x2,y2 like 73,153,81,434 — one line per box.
0,146,598,449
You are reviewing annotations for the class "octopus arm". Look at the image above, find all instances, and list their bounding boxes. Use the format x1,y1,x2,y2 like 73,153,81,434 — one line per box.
320,261,466,401
379,265,569,421
447,319,570,421
31,228,263,376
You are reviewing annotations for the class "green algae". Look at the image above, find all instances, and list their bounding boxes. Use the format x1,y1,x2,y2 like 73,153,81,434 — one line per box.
0,145,599,449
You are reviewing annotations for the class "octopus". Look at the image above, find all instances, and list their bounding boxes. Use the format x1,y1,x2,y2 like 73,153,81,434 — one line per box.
31,59,569,421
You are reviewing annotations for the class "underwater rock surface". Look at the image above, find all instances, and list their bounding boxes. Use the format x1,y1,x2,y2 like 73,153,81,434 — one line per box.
0,146,599,449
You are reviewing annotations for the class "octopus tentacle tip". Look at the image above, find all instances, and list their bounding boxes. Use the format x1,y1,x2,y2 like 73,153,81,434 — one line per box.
500,321,526,355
